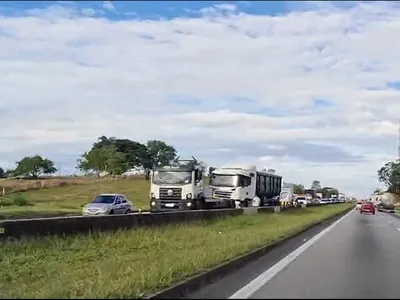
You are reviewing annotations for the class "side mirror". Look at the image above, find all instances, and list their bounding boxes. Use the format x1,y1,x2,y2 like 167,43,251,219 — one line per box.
115,200,121,205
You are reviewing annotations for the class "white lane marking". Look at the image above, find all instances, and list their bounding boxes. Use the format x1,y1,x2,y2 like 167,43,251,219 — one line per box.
397,228,400,232
229,208,355,299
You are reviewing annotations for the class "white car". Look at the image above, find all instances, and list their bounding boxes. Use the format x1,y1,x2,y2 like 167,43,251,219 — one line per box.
355,201,362,210
296,197,309,205
83,193,134,216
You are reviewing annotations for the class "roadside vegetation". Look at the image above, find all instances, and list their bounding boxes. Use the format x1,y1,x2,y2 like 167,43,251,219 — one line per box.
0,135,345,219
0,203,353,299
377,160,400,202
0,177,150,219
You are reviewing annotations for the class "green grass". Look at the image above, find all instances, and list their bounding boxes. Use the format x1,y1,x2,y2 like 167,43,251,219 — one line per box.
0,203,353,299
0,177,150,219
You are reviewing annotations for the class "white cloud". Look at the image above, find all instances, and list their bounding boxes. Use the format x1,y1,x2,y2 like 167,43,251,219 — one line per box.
1,1,400,197
102,1,116,12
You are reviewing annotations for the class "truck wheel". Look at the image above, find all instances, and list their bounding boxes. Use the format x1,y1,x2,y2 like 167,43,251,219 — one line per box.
198,198,206,210
230,200,235,208
109,210,114,215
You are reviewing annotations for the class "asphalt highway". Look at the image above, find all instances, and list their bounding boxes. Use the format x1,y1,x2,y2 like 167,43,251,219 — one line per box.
187,209,400,299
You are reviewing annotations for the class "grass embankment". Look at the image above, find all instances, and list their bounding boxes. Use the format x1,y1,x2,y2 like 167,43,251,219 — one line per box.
0,177,150,219
0,203,354,299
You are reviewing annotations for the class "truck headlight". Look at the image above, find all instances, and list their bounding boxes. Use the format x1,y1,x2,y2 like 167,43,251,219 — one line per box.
186,193,192,199
151,193,156,199
151,201,156,206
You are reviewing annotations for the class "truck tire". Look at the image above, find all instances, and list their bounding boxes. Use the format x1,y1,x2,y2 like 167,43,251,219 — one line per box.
198,198,206,210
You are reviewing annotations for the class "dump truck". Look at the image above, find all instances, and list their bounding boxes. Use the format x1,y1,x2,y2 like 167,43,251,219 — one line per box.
376,192,396,213
209,165,282,208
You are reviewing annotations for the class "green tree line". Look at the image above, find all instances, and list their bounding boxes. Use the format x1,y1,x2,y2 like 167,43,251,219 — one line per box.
0,136,178,180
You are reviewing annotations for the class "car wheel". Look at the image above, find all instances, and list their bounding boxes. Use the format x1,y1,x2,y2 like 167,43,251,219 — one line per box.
126,209,131,214
109,210,114,215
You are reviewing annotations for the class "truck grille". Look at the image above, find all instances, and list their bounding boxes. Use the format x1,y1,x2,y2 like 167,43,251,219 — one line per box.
213,190,232,199
159,188,182,200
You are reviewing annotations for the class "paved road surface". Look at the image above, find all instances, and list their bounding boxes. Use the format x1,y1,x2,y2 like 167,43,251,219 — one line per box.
188,209,400,299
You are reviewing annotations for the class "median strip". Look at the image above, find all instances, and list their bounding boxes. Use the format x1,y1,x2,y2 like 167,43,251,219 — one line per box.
0,203,353,299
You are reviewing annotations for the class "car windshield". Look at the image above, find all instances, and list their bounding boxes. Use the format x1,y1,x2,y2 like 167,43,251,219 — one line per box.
297,197,306,200
93,195,115,204
209,174,238,187
152,171,192,185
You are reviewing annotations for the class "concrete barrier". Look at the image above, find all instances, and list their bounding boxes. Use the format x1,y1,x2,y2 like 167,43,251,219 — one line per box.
0,202,344,239
0,208,243,239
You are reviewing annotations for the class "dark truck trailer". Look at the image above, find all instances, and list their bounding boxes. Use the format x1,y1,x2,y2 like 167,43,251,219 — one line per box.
255,171,282,206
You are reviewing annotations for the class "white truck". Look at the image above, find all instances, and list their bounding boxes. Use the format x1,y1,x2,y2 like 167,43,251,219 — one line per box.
338,193,346,202
208,165,282,208
149,158,206,212
280,182,294,206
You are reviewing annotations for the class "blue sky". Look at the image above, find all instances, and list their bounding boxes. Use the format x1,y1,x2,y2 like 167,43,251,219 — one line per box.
0,1,299,19
0,1,400,197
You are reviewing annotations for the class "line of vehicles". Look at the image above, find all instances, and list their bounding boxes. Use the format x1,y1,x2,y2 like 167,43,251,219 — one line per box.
82,158,352,216
148,158,350,213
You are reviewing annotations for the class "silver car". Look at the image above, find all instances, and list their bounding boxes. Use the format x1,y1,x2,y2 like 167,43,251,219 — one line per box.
82,193,134,216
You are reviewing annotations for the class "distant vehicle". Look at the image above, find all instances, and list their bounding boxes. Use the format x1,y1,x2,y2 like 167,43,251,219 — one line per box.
319,198,329,204
360,202,375,215
296,196,309,205
280,185,294,206
355,201,362,210
376,193,395,213
83,194,134,216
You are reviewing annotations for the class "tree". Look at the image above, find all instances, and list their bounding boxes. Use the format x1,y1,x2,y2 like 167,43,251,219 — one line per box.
378,160,400,195
4,169,14,178
197,160,207,172
77,144,127,177
14,156,57,178
293,184,305,194
311,180,322,191
145,140,177,168
208,166,216,175
321,187,339,198
93,136,150,169
0,167,5,178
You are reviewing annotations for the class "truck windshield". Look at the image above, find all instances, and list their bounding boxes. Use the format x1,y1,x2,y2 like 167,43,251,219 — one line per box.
209,174,237,187
152,171,192,185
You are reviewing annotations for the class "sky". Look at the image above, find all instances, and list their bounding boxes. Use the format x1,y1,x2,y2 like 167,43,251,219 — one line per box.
1,1,400,198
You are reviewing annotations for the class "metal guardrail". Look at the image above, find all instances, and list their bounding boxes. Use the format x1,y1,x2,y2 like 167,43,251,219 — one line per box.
0,202,345,239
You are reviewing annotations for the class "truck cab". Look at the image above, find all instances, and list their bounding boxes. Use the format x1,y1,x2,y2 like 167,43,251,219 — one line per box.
149,158,204,211
209,165,282,208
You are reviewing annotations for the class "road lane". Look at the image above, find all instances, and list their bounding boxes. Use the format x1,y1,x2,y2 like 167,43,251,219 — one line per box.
234,210,400,299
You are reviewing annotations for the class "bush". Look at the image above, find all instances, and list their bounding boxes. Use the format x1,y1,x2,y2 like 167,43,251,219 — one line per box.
0,198,13,206
11,195,32,207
